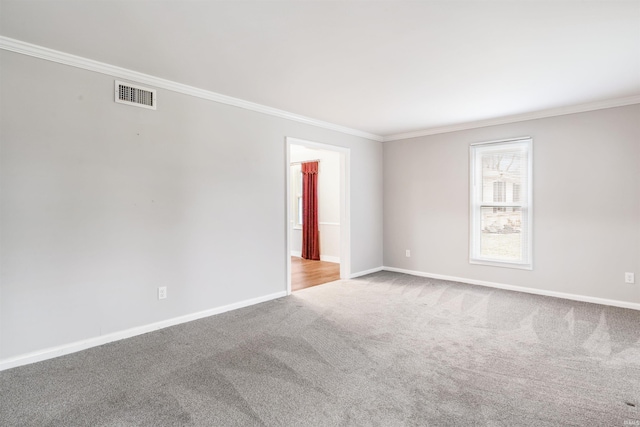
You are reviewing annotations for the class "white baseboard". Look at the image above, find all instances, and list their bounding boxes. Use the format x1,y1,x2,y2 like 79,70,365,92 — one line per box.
8,267,635,372
383,266,640,311
349,266,384,279
290,251,340,264
0,290,287,372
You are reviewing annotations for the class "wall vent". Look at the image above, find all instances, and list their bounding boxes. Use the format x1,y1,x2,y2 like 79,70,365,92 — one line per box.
115,80,156,110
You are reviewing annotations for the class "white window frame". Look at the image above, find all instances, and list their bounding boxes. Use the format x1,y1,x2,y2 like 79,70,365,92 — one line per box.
291,164,303,229
470,137,533,270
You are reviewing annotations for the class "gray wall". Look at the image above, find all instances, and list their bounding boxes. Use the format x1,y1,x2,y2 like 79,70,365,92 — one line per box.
0,51,383,360
384,104,640,304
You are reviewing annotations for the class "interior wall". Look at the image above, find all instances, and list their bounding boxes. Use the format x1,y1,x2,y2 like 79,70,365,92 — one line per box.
384,104,640,305
290,145,341,261
0,51,384,361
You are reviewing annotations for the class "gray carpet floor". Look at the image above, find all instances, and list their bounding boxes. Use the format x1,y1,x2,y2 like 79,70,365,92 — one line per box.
1,271,640,426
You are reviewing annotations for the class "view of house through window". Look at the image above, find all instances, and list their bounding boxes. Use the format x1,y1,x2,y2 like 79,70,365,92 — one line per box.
470,138,532,269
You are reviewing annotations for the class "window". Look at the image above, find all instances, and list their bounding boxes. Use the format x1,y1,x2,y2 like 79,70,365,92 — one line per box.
470,138,532,269
291,164,303,228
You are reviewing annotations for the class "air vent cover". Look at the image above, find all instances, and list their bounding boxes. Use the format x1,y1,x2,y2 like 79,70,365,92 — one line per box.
115,80,156,110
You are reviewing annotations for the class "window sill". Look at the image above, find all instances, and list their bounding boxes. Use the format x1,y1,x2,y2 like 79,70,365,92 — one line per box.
470,258,532,270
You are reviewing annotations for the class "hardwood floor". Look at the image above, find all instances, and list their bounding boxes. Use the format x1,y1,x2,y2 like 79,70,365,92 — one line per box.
291,256,340,291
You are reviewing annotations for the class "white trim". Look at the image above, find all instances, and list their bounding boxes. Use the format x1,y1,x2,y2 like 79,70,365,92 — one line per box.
0,36,382,142
384,95,640,141
3,36,638,143
291,250,302,258
382,266,640,311
470,136,531,146
349,266,384,279
286,143,293,295
469,259,533,271
339,148,351,281
0,290,287,372
319,222,340,226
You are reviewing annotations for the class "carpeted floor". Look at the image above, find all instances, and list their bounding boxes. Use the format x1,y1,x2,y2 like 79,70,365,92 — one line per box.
1,271,639,426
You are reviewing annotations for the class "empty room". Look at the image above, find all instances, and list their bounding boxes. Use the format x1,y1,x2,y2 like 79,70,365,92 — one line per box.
1,1,639,425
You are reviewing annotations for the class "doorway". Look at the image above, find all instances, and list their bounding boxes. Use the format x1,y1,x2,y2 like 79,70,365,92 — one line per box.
286,137,350,295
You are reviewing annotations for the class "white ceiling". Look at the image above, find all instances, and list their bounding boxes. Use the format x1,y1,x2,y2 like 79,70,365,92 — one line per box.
1,0,639,139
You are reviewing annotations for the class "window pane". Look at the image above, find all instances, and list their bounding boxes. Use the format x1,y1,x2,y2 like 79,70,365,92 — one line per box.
513,183,521,203
481,150,525,204
493,181,506,212
493,181,505,202
480,207,522,261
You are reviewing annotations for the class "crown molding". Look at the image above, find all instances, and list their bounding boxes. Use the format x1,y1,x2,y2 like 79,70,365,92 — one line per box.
0,36,384,142
3,36,638,144
383,95,640,142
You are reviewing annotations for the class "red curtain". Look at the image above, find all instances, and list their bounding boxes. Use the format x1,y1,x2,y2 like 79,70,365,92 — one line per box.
301,161,320,260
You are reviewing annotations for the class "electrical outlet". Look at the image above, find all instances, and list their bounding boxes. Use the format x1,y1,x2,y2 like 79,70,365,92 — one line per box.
406,250,411,257
158,286,167,300
625,273,635,284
